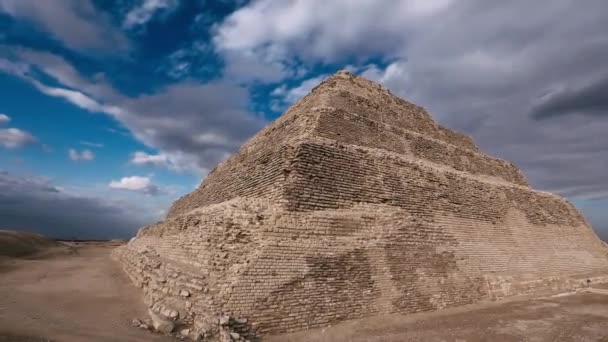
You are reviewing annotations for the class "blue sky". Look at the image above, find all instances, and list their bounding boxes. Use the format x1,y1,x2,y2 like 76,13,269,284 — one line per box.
1,0,607,239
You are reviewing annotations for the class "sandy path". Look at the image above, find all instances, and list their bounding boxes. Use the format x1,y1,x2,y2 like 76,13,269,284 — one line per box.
0,243,174,342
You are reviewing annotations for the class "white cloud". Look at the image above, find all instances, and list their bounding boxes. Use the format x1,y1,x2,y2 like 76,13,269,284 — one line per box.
130,151,205,173
0,127,36,149
0,112,36,149
1,50,263,176
272,74,327,104
68,148,95,161
109,176,162,195
28,77,125,118
160,41,214,80
0,58,29,77
214,0,608,204
213,0,453,79
360,61,410,93
123,0,179,29
218,47,291,82
132,151,169,166
4,0,606,209
12,48,119,102
80,141,104,148
0,0,128,52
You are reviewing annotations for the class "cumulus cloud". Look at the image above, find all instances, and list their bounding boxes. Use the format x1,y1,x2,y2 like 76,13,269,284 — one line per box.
213,0,452,81
0,128,36,149
0,47,263,175
3,0,607,210
272,74,328,105
0,171,148,239
0,113,37,148
0,0,128,52
109,176,162,196
215,0,608,203
68,148,95,161
123,0,179,29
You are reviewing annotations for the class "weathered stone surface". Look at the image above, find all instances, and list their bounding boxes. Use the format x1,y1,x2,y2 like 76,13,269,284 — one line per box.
113,71,608,339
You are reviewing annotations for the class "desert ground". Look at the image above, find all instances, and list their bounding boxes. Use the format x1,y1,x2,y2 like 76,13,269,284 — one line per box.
0,234,173,342
266,289,608,342
1,232,608,341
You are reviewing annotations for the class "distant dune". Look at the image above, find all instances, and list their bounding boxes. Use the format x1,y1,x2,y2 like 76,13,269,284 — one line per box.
0,229,63,258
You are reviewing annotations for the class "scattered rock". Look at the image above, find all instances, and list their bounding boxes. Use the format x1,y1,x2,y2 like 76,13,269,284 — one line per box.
180,289,190,297
148,309,174,333
229,332,240,340
160,307,179,319
189,332,203,341
180,328,191,336
219,315,230,325
131,318,142,327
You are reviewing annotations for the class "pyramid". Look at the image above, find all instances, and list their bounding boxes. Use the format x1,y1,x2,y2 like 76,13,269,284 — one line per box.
114,71,608,338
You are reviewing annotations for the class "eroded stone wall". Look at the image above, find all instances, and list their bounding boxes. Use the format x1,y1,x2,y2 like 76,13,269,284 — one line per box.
283,138,580,227
314,72,479,151
314,107,527,185
166,86,327,219
115,71,608,339
115,197,608,336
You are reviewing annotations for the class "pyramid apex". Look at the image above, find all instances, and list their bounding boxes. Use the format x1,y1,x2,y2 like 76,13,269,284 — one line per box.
335,69,356,76
319,69,389,93
327,69,367,83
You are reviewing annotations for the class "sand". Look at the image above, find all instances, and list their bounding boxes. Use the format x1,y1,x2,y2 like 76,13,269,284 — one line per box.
266,290,608,342
0,241,174,342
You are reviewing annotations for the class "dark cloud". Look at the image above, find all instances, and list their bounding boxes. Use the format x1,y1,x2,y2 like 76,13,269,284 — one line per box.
596,222,608,241
575,199,608,241
119,81,265,173
532,76,608,119
332,1,608,202
0,171,150,239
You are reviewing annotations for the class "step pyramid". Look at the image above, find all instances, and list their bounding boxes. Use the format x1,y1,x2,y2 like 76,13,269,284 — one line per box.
114,71,608,339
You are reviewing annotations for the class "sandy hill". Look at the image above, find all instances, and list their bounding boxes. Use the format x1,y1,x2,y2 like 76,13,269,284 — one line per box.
0,229,63,258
